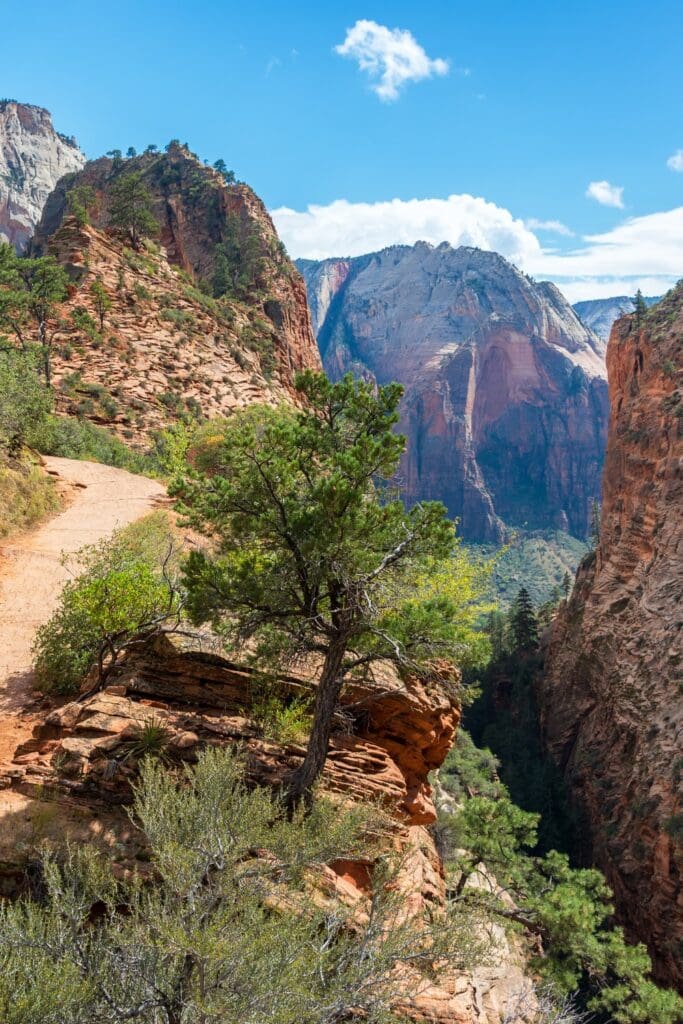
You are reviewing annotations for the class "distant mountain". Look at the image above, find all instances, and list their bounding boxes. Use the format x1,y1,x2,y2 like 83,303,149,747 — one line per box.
0,101,84,251
573,295,660,342
298,243,608,542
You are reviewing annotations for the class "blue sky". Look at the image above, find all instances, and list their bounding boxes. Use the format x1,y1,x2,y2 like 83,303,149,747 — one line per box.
4,0,683,299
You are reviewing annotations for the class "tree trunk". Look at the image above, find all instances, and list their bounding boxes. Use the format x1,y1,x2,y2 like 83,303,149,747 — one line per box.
286,638,347,803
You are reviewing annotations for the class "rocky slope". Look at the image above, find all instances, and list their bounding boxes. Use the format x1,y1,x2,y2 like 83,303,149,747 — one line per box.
30,146,319,442
574,294,660,343
540,285,683,988
300,244,608,542
0,636,532,1023
0,101,84,251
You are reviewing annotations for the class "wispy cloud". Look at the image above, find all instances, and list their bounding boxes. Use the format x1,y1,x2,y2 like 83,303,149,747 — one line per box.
586,180,624,209
667,149,683,172
525,218,574,237
334,19,449,101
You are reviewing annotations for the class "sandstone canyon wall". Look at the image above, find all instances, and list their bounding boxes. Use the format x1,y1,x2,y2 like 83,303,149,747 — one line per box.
540,284,683,987
0,101,84,251
299,244,608,543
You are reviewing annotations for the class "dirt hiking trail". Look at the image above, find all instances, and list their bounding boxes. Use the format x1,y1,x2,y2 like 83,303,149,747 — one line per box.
0,457,167,763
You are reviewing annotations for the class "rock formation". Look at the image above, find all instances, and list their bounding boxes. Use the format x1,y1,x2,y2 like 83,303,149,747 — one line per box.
29,146,320,443
0,101,84,251
540,284,683,988
574,294,660,343
299,244,608,542
0,636,532,1022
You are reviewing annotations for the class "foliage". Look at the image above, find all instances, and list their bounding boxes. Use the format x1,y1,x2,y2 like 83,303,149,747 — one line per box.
508,586,539,652
439,741,683,1024
33,513,182,694
174,371,492,798
0,348,52,454
32,414,158,475
0,243,69,383
0,460,61,539
0,747,487,1024
108,172,158,249
66,184,95,226
89,277,111,330
468,529,587,608
249,683,312,744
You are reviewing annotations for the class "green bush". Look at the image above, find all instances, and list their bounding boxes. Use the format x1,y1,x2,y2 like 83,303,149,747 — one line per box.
0,747,486,1024
0,349,52,454
31,414,157,475
0,462,61,539
33,513,181,694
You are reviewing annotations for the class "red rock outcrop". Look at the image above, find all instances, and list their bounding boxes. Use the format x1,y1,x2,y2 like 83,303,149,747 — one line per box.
540,284,683,988
299,244,608,543
0,638,532,1022
27,146,319,444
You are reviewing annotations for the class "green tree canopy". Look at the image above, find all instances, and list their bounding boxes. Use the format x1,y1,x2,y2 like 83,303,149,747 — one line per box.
108,172,158,249
175,371,491,800
509,586,539,653
0,244,69,383
0,349,52,454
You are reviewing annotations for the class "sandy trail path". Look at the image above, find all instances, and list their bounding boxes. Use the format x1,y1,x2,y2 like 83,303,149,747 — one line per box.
0,457,167,763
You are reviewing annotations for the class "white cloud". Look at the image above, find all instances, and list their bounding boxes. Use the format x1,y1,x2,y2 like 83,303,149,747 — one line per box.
667,149,683,172
272,195,683,303
586,180,624,208
272,194,541,264
334,19,449,101
525,218,574,237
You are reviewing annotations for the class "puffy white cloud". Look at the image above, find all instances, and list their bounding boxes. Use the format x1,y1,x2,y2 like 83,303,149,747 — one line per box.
586,180,624,208
667,149,683,172
273,194,682,303
334,19,449,101
525,218,574,236
272,194,541,264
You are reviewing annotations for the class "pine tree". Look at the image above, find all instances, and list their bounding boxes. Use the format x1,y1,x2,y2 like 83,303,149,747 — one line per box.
509,587,539,653
108,172,158,250
561,571,572,598
633,288,648,327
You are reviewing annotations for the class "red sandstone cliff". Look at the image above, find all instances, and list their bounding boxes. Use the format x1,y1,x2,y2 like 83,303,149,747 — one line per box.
540,284,683,988
299,245,608,543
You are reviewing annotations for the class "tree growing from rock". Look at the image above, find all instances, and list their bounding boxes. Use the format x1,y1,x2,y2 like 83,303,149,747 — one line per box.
108,172,158,250
89,277,111,330
175,371,491,801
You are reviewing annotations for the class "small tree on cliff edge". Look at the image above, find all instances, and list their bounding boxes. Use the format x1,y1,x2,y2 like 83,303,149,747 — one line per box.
633,288,648,327
108,172,158,249
175,371,491,802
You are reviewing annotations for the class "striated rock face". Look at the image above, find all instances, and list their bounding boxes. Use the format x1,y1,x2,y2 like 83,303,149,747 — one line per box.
300,244,608,542
540,284,683,988
29,147,319,442
574,295,661,343
0,101,84,251
0,638,531,1023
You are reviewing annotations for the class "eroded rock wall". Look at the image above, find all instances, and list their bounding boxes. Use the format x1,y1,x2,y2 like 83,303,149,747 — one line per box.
300,245,608,542
540,285,683,987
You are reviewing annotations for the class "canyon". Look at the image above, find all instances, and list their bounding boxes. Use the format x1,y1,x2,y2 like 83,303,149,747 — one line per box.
299,245,609,543
541,286,683,987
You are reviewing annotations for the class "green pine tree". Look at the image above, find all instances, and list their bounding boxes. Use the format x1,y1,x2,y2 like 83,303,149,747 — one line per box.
509,586,539,653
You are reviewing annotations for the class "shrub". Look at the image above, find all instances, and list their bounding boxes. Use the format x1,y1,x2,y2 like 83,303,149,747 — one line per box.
0,747,486,1023
0,349,52,454
0,462,60,538
33,513,182,694
31,414,157,475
